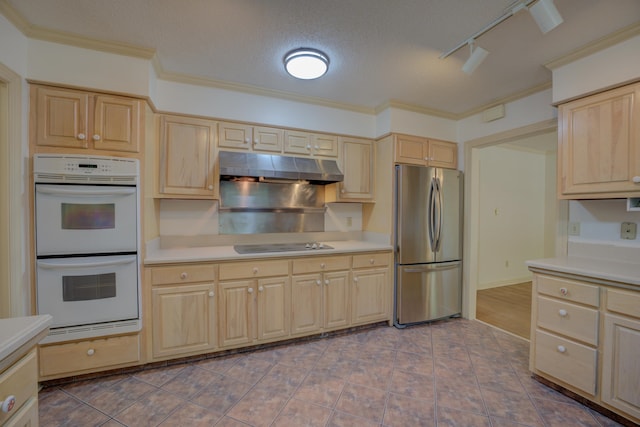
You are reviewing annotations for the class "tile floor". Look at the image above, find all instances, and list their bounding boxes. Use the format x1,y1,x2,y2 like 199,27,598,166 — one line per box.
38,319,626,427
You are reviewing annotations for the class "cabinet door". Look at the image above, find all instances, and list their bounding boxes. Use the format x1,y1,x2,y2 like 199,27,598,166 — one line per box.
559,84,640,197
351,267,389,325
324,271,350,330
93,95,141,153
253,126,284,153
34,86,89,149
284,130,313,156
337,137,374,201
395,135,427,165
291,274,322,335
256,276,290,341
601,313,640,420
312,134,338,157
159,115,218,198
218,122,252,150
218,280,253,347
427,139,458,169
152,284,216,358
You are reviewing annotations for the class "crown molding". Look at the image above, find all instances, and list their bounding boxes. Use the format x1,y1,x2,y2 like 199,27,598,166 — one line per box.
374,100,458,120
545,22,640,70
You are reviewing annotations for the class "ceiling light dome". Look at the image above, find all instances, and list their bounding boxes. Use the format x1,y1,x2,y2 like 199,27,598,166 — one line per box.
284,48,329,80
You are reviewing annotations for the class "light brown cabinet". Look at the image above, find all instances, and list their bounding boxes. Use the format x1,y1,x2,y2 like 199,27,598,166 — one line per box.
351,253,391,325
158,114,218,198
218,122,284,152
0,349,38,427
217,260,290,348
330,137,375,202
284,130,338,157
32,85,143,153
394,134,458,169
558,82,640,198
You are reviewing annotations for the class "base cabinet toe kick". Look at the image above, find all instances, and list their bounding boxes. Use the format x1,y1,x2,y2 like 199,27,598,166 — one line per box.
529,269,640,425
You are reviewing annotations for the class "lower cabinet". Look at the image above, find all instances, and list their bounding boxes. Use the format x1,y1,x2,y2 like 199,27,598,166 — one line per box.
0,349,38,427
351,253,391,325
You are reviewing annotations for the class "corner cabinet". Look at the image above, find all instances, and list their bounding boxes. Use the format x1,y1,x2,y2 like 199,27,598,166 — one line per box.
31,85,143,153
558,82,640,198
394,134,458,169
158,114,219,199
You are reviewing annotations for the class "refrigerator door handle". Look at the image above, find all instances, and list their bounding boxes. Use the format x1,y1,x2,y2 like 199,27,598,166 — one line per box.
428,177,436,250
402,261,460,273
433,176,443,252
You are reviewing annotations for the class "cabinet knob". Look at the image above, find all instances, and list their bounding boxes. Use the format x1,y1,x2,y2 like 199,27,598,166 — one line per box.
92,134,101,141
633,176,640,183
354,277,359,283
258,286,264,292
559,287,568,296
556,345,566,353
77,133,86,140
314,145,319,150
209,291,214,297
340,189,345,194
254,139,258,145
87,348,95,356
1,395,16,413
324,279,329,285
316,280,321,286
320,263,326,269
306,144,312,150
424,157,430,161
369,258,375,264
248,287,254,294
245,138,250,144
208,185,214,190
253,267,259,274
558,309,568,317
180,272,188,280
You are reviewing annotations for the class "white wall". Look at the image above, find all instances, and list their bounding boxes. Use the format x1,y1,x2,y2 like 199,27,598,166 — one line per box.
476,145,548,289
568,200,640,248
0,15,28,76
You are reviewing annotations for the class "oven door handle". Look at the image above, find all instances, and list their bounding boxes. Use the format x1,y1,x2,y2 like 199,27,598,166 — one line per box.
37,258,136,269
36,187,136,196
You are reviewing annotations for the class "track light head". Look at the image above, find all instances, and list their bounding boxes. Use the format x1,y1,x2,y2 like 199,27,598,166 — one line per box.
462,41,489,75
529,0,564,34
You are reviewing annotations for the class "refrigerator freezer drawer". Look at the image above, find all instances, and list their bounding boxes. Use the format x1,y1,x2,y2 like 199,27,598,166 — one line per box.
396,261,461,325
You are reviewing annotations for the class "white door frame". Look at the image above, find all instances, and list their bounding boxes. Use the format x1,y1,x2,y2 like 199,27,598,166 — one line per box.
461,118,568,320
0,62,25,317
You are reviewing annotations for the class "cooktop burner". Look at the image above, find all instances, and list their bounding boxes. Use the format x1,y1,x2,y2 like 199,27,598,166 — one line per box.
234,242,333,254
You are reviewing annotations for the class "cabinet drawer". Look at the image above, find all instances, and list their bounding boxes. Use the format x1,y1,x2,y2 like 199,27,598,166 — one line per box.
0,349,37,426
292,256,351,274
352,253,390,269
534,330,597,396
606,288,640,319
219,260,289,280
150,264,216,285
537,275,599,307
39,334,140,377
536,296,599,345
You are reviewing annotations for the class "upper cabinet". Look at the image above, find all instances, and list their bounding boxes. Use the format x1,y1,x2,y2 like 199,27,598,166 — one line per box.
284,130,338,157
158,114,218,198
558,82,640,199
394,134,458,169
330,137,375,202
218,122,284,153
31,85,143,153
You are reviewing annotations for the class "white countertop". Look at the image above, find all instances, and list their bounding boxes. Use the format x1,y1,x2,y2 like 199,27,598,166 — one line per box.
526,256,640,288
145,240,393,265
0,315,52,362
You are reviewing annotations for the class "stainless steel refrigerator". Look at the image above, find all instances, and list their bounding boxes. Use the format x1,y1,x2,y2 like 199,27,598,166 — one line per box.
395,164,463,326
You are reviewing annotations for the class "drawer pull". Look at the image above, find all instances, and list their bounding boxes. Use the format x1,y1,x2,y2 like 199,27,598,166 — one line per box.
557,345,566,353
180,272,188,280
253,267,259,274
559,287,568,296
1,395,16,413
558,309,568,317
87,348,95,356
320,263,326,269
369,258,375,264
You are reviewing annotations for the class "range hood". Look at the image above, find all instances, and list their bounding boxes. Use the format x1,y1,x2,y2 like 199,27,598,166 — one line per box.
219,151,343,184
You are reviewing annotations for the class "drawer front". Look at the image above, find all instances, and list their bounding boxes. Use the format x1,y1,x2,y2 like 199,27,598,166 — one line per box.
534,330,597,396
0,349,37,426
537,275,599,307
39,334,140,377
219,260,289,280
352,252,390,269
536,296,599,345
606,288,640,319
150,264,216,285
292,256,351,274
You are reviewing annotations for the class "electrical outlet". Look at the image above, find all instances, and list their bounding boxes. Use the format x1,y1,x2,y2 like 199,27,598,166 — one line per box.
568,222,580,236
621,222,637,240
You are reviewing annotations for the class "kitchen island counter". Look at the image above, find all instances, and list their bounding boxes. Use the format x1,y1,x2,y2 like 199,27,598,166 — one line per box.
145,240,393,265
526,256,640,289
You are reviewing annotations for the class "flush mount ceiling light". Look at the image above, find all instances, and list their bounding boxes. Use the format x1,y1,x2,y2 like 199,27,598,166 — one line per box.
284,48,329,80
461,40,489,75
439,0,564,72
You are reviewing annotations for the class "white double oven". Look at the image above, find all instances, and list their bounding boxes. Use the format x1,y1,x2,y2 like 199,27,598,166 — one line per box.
34,154,141,343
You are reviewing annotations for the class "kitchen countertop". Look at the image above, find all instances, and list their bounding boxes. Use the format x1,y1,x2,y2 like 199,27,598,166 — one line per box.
0,314,52,363
145,240,393,265
526,256,640,288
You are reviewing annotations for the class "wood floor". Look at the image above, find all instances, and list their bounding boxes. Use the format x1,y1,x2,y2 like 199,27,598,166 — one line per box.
476,282,532,340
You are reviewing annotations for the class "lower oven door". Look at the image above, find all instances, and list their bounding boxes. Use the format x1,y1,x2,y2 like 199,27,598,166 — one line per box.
36,254,139,329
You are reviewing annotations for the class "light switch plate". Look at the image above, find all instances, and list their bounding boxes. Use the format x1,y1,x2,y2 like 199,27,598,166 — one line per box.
568,222,580,236
621,222,637,240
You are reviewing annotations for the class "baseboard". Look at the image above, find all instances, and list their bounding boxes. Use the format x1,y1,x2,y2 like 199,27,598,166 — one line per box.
477,276,532,290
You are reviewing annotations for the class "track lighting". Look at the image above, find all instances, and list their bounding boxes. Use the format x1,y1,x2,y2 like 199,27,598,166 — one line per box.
461,41,489,75
529,0,564,34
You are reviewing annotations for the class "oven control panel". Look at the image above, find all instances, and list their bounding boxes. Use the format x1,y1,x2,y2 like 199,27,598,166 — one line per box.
34,154,139,183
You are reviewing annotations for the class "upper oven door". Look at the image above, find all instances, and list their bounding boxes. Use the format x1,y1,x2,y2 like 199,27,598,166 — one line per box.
35,184,137,256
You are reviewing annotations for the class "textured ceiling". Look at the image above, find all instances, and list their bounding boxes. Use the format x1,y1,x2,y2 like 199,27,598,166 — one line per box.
4,0,640,116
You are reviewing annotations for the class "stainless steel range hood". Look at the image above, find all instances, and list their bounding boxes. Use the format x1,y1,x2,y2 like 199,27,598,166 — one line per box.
219,151,343,184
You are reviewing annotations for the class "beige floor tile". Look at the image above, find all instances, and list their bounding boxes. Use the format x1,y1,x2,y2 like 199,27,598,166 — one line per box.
334,383,387,423
272,398,332,427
